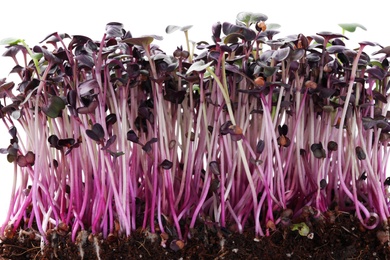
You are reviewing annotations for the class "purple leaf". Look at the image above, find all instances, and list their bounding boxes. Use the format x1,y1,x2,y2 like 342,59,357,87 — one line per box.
106,114,117,127
142,138,158,152
256,140,265,154
220,121,233,135
355,146,366,160
68,35,92,50
58,138,75,148
92,123,105,140
311,142,326,159
86,123,105,143
48,135,60,149
102,135,116,150
366,67,387,81
278,124,288,136
33,45,61,64
105,22,124,38
78,79,100,98
326,45,347,54
212,22,221,42
77,99,98,114
222,22,256,41
127,130,139,143
327,141,338,152
160,159,173,170
209,161,220,175
372,90,388,103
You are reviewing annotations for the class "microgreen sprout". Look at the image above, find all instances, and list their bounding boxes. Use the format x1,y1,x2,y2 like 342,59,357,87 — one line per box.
0,11,389,253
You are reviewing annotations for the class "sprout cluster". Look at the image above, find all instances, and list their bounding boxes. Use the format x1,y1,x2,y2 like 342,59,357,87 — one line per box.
0,12,389,247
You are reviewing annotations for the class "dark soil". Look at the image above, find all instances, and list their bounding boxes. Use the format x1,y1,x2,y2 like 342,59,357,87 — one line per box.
1,210,390,260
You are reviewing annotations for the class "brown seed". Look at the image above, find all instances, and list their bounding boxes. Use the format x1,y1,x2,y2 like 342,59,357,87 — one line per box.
169,140,176,149
326,211,336,224
305,80,317,90
4,224,15,239
376,230,389,245
254,76,265,86
277,135,291,147
229,125,243,135
107,233,117,244
176,239,185,250
58,222,69,232
266,220,276,231
29,231,36,240
280,209,293,219
114,219,120,233
160,232,169,240
257,21,267,32
170,239,184,252
297,34,309,49
358,223,366,233
57,222,69,236
323,63,332,73
88,233,95,243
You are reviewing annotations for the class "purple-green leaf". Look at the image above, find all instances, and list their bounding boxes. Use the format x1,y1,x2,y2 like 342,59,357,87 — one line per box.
121,36,155,46
236,12,268,27
42,95,66,118
222,22,256,41
272,47,290,62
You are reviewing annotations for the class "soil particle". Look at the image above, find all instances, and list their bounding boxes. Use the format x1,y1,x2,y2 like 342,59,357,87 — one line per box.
1,211,390,259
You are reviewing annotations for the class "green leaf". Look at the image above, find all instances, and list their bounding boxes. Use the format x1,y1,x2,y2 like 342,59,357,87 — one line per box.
165,25,181,34
368,60,384,68
223,33,244,44
42,95,66,118
291,222,310,236
261,65,278,78
266,23,281,30
0,37,23,45
192,84,200,93
186,60,213,75
236,12,268,27
108,150,125,158
338,23,367,33
166,25,193,34
180,25,193,32
31,53,43,61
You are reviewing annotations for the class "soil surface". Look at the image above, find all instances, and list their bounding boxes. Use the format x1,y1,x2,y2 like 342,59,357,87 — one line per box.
1,210,390,260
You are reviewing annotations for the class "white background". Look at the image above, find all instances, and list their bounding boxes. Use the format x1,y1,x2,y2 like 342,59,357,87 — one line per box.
0,0,389,224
